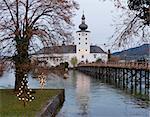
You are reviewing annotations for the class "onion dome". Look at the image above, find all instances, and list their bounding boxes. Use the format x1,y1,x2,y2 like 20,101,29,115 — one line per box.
79,14,88,30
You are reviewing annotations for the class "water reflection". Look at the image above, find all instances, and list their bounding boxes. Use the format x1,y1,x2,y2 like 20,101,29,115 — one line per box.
57,71,149,117
0,69,15,89
0,70,149,117
76,73,90,116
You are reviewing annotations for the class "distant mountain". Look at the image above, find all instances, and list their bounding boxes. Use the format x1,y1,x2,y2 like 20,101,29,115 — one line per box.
112,44,150,61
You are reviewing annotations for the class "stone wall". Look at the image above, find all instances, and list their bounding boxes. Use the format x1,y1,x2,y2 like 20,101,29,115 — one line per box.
37,89,65,117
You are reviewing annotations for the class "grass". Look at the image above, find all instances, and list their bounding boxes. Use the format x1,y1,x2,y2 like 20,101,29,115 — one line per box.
0,89,62,117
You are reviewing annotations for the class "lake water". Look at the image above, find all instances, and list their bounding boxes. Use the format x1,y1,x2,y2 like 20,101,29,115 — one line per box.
0,70,149,117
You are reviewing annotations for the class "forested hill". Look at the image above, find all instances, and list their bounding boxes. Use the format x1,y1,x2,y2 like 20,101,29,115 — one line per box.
112,44,150,60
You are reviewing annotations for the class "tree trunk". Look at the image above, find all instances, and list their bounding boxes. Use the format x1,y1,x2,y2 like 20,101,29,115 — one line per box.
14,57,30,91
14,63,26,91
14,38,30,91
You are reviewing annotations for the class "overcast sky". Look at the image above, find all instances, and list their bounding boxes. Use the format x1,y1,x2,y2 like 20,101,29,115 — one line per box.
73,0,118,52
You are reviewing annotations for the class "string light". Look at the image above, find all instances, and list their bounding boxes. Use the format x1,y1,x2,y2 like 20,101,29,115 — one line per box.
16,74,35,106
38,73,46,89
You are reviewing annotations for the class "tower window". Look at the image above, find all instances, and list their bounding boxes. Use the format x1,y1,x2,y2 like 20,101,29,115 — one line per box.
85,49,87,51
86,34,87,35
79,33,80,35
79,38,80,40
79,42,80,44
82,55,84,58
94,54,97,58
85,42,87,44
79,49,80,51
85,38,87,40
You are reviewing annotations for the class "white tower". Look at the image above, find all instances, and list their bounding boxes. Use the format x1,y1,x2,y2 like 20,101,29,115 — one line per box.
75,14,91,62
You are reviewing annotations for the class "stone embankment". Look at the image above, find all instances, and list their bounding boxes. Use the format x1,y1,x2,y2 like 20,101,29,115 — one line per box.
37,89,65,117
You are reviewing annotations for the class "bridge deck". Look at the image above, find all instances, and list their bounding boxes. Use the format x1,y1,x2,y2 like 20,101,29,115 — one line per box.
78,62,150,71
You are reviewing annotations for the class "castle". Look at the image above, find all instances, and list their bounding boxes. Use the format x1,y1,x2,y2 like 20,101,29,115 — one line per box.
32,14,108,67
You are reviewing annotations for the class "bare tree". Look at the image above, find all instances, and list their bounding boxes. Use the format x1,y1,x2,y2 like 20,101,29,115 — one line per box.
104,0,150,47
0,0,78,91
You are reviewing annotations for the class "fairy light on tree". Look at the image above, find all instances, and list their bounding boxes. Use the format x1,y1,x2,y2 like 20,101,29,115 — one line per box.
38,73,46,89
16,74,35,107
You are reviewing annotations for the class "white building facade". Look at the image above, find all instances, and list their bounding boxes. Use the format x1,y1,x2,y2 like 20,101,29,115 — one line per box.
32,14,108,67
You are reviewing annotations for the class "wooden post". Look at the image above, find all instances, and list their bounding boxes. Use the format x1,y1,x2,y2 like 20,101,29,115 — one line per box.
115,69,117,87
118,69,121,88
145,70,149,96
134,70,137,94
139,70,142,95
123,69,125,90
130,70,134,94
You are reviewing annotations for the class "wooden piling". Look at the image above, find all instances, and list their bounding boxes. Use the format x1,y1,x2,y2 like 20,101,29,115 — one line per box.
77,62,150,100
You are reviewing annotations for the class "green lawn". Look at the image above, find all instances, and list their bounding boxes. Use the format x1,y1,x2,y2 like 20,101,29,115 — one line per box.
0,89,61,117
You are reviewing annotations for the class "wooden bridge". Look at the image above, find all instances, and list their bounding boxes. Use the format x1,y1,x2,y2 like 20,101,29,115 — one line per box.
78,62,150,100
78,62,150,70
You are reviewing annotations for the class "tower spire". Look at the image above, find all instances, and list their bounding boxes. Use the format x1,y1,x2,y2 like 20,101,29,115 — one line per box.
79,12,88,31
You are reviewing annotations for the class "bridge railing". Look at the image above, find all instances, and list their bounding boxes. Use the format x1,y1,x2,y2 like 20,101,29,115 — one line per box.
78,62,150,70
